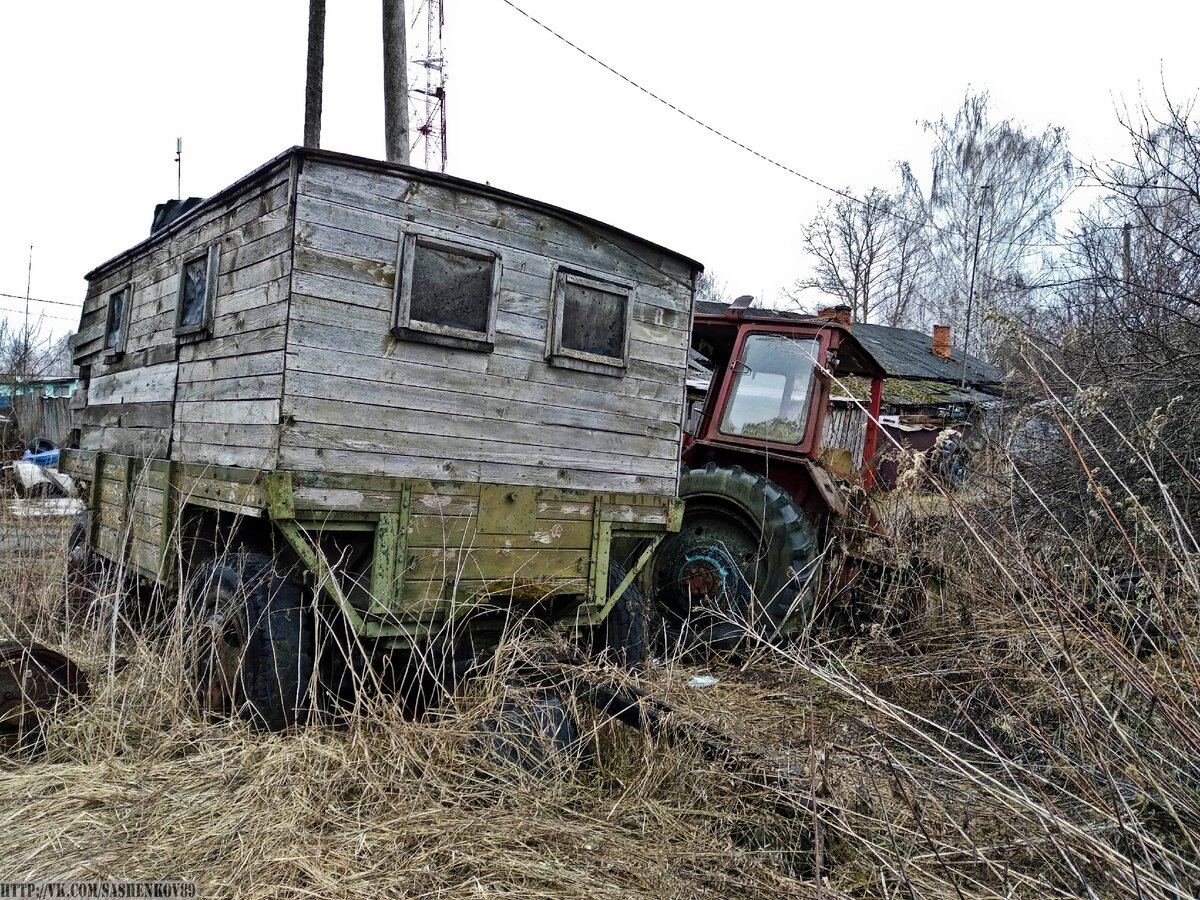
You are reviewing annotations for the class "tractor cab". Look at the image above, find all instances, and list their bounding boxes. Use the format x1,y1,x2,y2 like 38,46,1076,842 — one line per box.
685,301,886,498
651,301,887,650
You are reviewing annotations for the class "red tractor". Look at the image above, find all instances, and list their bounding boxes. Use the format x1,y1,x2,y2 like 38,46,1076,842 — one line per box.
652,300,886,649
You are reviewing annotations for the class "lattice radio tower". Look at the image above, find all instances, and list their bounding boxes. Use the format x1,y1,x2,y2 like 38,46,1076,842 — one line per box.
408,0,447,171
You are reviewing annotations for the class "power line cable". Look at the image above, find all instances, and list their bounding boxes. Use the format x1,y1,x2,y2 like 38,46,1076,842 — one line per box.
496,0,1084,255
0,290,81,309
0,305,77,325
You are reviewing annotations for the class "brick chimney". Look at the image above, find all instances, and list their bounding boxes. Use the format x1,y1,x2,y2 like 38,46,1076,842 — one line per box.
817,304,853,329
931,324,952,359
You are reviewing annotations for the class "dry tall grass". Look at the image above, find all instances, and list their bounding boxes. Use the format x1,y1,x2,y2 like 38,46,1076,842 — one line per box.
0,398,1196,898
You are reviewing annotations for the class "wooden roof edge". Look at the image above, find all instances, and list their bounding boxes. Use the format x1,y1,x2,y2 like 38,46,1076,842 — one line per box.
85,146,704,284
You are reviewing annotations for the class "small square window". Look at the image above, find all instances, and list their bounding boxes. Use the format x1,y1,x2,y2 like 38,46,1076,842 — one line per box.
393,233,500,351
175,244,219,337
103,286,130,356
547,269,633,375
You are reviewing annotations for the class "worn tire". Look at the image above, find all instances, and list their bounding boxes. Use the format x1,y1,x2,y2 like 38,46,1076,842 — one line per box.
66,512,90,586
474,685,584,773
653,463,818,652
187,552,315,731
589,560,652,667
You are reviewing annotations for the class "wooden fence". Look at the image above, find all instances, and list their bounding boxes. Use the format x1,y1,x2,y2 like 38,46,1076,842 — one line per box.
12,394,73,448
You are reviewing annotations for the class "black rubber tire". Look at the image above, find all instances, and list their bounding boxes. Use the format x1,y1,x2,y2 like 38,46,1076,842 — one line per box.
67,512,89,579
474,685,584,773
653,463,817,652
26,436,56,455
66,512,103,607
187,552,315,731
589,560,652,667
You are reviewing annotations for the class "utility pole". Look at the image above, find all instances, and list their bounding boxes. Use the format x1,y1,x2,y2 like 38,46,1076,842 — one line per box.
960,210,984,390
304,0,326,148
22,245,32,384
382,0,410,164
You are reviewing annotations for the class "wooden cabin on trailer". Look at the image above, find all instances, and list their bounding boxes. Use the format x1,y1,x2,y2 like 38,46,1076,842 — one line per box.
63,147,700,660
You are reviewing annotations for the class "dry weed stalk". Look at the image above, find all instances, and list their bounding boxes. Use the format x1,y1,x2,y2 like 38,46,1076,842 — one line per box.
0,385,1195,898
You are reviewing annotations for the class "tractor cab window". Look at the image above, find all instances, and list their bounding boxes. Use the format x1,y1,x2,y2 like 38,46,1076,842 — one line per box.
719,334,821,444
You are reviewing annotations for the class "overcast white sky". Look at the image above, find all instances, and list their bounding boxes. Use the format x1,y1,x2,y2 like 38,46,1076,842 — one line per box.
1,1,1197,340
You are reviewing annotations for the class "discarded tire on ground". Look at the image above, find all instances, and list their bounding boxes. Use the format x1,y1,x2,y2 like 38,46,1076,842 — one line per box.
473,684,584,773
653,464,818,652
187,552,315,731
0,641,89,752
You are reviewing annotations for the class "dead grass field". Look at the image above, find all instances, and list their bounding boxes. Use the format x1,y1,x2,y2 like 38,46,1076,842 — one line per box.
0,477,1197,899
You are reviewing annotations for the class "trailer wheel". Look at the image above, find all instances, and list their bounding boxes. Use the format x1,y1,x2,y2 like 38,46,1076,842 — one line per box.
653,464,818,652
66,512,94,600
587,560,652,667
187,552,314,731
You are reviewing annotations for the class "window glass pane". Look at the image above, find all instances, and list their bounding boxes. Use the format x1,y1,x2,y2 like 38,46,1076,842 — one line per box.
180,257,208,327
409,242,493,334
105,290,125,350
719,335,820,443
561,281,626,359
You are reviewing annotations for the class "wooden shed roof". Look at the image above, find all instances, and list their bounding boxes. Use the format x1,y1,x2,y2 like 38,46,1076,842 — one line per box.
86,146,705,281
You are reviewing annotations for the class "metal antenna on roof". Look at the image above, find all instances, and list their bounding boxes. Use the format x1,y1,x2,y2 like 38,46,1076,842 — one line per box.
175,138,183,200
409,0,447,171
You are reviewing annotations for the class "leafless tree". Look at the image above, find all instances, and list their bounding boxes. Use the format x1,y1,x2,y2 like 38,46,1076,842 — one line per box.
923,92,1072,355
876,163,933,327
695,270,730,305
792,93,1071,341
1016,91,1200,551
792,188,892,323
0,319,74,386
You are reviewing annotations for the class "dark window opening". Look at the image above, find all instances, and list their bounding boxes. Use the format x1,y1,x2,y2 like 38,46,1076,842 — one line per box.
560,280,627,359
548,269,632,375
180,257,208,328
175,244,218,338
394,233,500,351
410,242,494,333
104,287,128,353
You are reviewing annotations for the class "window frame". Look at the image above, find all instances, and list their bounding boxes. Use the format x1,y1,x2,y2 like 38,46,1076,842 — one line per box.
703,327,832,456
174,243,220,338
546,266,634,376
102,284,132,358
392,231,502,352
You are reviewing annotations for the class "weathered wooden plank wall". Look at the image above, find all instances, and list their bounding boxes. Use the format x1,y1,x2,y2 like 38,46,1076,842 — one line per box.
822,404,868,469
71,161,294,467
280,159,694,496
67,150,696,500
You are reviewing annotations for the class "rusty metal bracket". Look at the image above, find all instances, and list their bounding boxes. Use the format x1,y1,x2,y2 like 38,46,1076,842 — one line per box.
276,517,426,642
